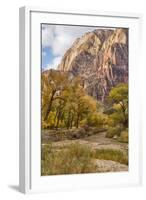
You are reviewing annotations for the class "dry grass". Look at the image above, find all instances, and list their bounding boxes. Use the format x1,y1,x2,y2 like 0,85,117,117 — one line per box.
92,149,128,165
41,143,96,175
41,143,128,176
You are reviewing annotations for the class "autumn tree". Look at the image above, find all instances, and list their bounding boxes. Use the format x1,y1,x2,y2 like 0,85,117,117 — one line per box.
41,70,69,122
42,70,102,129
108,83,128,127
62,77,98,128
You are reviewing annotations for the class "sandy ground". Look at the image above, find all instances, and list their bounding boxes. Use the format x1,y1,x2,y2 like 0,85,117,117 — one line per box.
42,131,128,172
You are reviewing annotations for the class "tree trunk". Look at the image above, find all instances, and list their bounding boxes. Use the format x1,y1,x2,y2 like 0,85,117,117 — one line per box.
56,110,62,129
54,108,59,127
44,90,56,121
119,101,128,128
76,114,80,128
66,111,71,129
70,114,74,129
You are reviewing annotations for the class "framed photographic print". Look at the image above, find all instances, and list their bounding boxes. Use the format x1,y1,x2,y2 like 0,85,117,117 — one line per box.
19,7,142,193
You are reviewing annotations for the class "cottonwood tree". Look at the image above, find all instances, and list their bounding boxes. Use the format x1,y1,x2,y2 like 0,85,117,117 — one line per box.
41,70,69,122
42,70,101,129
108,83,128,127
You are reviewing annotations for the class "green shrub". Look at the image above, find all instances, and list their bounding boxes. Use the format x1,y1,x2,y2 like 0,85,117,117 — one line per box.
86,113,107,128
106,126,122,138
41,121,48,129
118,129,128,143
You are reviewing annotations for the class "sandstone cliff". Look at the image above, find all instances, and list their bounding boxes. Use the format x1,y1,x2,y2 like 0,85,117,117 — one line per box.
58,28,128,101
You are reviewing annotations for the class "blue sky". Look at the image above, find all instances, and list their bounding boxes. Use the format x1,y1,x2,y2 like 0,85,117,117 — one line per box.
42,47,54,69
41,24,96,71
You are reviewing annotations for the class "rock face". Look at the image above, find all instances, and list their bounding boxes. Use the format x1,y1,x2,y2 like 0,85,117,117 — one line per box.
58,28,128,101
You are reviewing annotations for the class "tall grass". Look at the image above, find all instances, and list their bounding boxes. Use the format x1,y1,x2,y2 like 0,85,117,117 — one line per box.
92,149,128,165
41,143,128,175
41,143,96,175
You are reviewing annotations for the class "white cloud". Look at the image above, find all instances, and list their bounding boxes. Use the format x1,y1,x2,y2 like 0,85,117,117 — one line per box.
42,25,95,57
42,25,54,48
42,25,115,70
45,56,62,70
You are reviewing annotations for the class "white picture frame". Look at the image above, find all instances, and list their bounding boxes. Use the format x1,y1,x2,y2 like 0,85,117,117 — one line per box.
19,6,143,194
